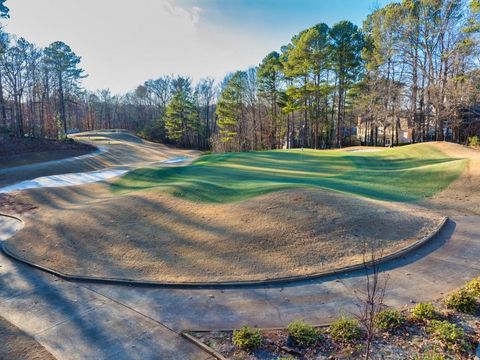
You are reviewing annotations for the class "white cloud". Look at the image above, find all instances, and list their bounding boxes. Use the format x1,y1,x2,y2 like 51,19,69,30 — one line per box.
4,0,285,93
163,1,202,24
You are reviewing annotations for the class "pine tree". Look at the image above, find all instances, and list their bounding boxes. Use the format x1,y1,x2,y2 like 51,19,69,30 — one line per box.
165,77,197,146
216,71,247,149
44,41,85,137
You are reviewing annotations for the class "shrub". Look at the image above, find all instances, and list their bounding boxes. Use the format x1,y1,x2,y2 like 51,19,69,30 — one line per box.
464,277,480,298
443,289,477,314
416,351,446,360
329,317,362,344
287,319,319,347
411,303,441,322
427,320,467,351
375,308,406,331
468,135,479,147
232,326,263,351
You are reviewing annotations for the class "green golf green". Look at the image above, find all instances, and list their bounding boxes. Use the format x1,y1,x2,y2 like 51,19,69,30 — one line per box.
111,143,467,203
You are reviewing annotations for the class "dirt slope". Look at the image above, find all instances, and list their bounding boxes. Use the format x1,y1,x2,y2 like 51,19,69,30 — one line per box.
421,142,480,216
5,186,441,283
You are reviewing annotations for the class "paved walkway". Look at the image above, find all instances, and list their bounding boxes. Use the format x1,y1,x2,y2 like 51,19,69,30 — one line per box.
1,214,479,359
55,215,480,329
0,216,213,360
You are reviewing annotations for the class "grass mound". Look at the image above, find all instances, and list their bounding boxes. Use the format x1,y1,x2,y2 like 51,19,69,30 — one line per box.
112,144,466,203
6,187,441,283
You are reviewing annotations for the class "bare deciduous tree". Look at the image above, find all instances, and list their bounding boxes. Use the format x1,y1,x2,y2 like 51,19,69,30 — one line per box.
354,245,390,360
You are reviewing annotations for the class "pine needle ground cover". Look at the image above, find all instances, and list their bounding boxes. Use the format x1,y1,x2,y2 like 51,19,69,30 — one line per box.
112,144,466,204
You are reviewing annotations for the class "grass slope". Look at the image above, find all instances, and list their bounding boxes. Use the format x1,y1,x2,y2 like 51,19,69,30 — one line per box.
111,144,467,203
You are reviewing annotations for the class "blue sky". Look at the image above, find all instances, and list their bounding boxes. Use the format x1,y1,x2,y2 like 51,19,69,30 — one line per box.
179,0,389,33
4,0,392,93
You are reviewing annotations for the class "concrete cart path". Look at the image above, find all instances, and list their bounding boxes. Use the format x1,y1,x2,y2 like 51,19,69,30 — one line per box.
82,215,480,330
1,214,479,359
0,218,213,360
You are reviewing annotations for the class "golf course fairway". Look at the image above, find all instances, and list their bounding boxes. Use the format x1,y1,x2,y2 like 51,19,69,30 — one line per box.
112,143,467,203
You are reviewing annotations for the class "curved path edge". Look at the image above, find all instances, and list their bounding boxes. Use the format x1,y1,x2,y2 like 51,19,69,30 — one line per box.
1,215,448,288
0,213,25,223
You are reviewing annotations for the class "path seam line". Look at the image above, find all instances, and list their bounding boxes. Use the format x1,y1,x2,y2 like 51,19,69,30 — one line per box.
81,284,215,358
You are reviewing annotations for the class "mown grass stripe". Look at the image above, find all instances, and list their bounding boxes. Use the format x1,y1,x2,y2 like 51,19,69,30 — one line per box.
111,144,467,203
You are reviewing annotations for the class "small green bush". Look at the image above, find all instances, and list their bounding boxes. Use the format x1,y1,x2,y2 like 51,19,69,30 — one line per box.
468,135,479,147
464,277,480,298
232,326,263,351
416,350,446,360
443,289,477,314
375,308,406,331
329,317,362,344
411,303,441,322
287,319,319,347
427,320,467,351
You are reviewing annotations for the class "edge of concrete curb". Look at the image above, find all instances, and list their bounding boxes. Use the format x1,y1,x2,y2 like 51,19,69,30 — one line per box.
0,214,448,288
183,309,480,360
181,332,228,360
0,213,24,224
181,324,333,360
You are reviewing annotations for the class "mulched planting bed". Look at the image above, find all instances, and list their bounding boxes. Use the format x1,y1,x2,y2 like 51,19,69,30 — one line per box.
190,299,480,359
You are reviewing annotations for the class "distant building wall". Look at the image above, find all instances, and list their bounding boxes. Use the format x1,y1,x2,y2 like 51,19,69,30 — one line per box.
355,116,413,146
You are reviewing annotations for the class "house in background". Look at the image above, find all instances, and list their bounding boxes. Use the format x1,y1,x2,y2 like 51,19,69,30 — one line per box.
355,116,414,146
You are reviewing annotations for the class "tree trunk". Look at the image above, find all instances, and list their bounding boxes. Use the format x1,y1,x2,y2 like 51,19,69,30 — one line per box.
58,73,67,136
0,69,6,127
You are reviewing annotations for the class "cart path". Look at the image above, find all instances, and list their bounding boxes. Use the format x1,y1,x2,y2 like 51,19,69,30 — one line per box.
0,216,213,360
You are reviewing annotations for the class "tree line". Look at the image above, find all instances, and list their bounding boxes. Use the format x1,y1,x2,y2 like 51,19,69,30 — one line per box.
214,0,480,151
1,0,479,151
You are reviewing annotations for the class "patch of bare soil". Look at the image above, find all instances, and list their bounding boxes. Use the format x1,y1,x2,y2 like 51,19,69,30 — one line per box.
338,145,384,152
0,194,37,214
6,187,442,283
421,142,480,216
0,315,55,360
